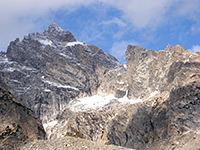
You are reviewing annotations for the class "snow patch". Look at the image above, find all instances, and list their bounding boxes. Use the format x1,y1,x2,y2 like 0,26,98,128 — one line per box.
69,92,142,111
69,91,158,111
39,39,53,46
43,80,79,91
117,81,125,84
2,68,17,72
59,53,72,59
66,41,84,47
12,80,21,83
43,120,58,130
0,58,13,64
144,91,159,101
44,89,51,92
70,94,116,109
21,66,34,71
2,66,34,72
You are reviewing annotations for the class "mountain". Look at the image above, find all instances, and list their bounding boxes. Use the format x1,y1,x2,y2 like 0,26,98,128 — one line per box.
0,23,126,122
0,80,45,150
0,23,200,150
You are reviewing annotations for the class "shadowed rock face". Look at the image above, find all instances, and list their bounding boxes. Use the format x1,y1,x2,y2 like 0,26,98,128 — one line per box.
106,82,200,150
0,81,45,150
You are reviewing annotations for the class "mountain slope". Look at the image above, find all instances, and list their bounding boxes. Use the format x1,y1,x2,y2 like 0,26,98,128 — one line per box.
22,136,132,150
0,80,45,150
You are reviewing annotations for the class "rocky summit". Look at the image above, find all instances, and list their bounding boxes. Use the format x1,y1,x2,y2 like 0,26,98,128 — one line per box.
0,23,200,150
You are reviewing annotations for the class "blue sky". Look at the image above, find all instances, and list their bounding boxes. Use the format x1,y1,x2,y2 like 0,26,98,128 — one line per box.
0,0,200,63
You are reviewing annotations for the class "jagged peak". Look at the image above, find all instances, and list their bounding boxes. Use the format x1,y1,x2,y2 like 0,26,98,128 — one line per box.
127,44,143,49
127,45,146,53
44,23,76,42
165,44,185,54
165,44,172,50
48,23,63,32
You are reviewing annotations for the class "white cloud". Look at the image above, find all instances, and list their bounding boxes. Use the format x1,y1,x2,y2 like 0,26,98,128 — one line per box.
78,22,103,44
110,0,173,29
109,41,138,63
101,18,126,27
174,0,200,21
191,24,200,34
189,45,200,52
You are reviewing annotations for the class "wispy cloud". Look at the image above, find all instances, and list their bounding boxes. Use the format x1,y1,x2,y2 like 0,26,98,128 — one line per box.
191,25,200,34
101,18,126,27
189,45,200,52
78,21,104,45
108,0,173,29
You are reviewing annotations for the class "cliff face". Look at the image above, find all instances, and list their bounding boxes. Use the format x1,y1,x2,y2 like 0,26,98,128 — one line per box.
125,44,200,99
0,81,45,150
0,23,200,150
107,45,200,149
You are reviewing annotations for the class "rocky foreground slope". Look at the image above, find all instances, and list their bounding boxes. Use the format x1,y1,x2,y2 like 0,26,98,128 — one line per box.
0,80,45,150
0,23,200,150
22,136,132,150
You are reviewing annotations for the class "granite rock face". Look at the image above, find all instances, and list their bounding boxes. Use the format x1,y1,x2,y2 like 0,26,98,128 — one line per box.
106,44,200,149
125,44,200,99
0,23,125,122
0,80,45,150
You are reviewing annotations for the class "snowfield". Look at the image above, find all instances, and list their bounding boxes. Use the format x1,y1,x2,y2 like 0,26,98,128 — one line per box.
39,39,53,46
43,120,58,130
68,91,158,111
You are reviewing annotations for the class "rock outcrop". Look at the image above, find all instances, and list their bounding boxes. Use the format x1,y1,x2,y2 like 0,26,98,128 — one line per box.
0,80,45,150
125,44,200,99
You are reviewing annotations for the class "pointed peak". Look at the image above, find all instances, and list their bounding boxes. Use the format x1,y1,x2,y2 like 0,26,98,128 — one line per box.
45,23,76,42
48,23,63,32
165,44,185,54
127,45,146,52
165,44,172,50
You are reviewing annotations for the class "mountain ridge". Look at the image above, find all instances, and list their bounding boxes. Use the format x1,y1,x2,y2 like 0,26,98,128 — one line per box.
0,23,200,150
